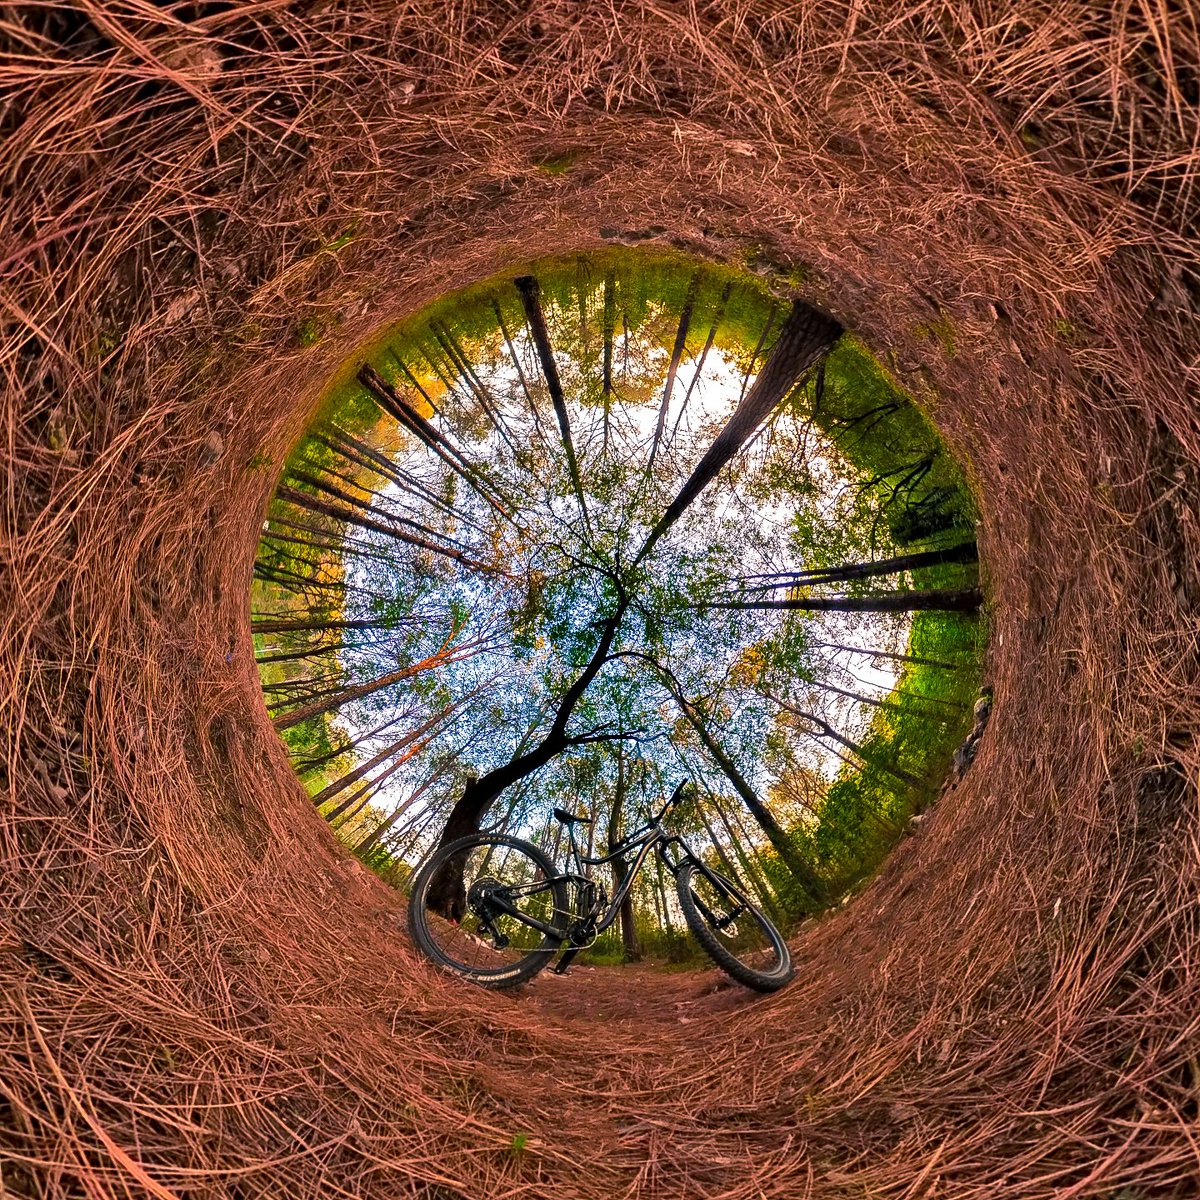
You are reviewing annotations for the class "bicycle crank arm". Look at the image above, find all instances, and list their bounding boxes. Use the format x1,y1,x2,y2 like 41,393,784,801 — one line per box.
551,946,582,975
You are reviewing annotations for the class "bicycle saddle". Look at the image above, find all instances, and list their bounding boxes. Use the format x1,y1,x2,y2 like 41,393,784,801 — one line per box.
552,807,593,825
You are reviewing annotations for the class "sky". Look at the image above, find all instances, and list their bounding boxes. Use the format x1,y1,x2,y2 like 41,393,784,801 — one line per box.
329,288,907,854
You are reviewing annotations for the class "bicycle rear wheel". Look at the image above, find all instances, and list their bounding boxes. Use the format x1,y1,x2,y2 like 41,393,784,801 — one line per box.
407,833,569,989
676,863,794,992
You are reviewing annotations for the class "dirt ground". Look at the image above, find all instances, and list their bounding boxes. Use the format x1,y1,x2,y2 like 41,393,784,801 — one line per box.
519,957,768,1024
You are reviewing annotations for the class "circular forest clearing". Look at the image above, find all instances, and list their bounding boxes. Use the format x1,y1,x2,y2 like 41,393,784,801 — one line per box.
4,5,1200,1199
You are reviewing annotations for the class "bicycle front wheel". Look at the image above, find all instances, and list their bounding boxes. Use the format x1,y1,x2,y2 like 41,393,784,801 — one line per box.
676,863,794,992
407,833,569,989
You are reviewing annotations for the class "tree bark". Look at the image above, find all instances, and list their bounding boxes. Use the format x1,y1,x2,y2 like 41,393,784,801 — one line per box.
696,795,782,919
514,275,590,532
740,541,978,592
636,300,841,566
324,742,425,824
648,271,699,468
606,749,642,962
704,588,983,614
601,270,615,453
655,852,676,940
423,594,630,916
292,707,417,775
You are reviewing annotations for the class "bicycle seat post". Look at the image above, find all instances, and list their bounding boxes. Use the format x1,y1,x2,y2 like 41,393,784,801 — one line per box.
566,819,581,874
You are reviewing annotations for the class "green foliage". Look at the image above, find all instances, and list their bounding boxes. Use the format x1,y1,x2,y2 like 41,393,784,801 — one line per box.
255,247,986,927
787,611,984,894
913,313,956,357
534,149,582,175
295,316,322,347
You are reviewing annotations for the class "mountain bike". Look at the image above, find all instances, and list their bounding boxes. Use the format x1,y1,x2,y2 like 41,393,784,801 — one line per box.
406,781,794,992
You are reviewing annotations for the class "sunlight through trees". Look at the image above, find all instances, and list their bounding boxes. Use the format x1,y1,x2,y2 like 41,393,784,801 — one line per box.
254,249,985,956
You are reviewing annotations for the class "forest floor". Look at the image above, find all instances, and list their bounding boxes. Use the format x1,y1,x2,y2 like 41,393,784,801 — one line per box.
378,868,780,1026
521,958,766,1025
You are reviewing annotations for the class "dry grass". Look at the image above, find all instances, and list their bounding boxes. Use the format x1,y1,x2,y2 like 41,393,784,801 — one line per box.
3,1,1200,1196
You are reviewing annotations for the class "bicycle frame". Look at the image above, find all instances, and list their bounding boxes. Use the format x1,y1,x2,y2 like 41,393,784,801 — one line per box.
480,782,701,948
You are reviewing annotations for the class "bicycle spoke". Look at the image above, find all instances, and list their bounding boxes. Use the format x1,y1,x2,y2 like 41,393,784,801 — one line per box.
409,834,569,985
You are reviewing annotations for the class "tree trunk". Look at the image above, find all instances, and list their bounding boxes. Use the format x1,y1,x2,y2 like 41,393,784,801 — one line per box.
681,278,734,415
602,270,615,453
317,428,483,532
673,280,733,440
255,642,352,666
285,466,474,554
273,634,473,731
324,742,423,824
809,639,964,670
676,699,829,908
712,790,787,919
774,699,921,787
354,767,441,855
514,275,590,531
386,352,436,411
602,271,616,399
704,588,984,614
392,806,443,865
293,707,418,775
606,749,642,962
636,300,841,566
655,852,676,940
696,795,784,920
433,321,518,454
493,298,540,437
276,486,495,574
807,678,962,718
648,271,699,468
310,701,459,807
252,616,395,636
739,303,777,400
740,541,978,592
357,364,510,518
422,600,628,917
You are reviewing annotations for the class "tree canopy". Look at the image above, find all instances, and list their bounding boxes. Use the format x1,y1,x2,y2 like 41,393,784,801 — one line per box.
253,249,985,952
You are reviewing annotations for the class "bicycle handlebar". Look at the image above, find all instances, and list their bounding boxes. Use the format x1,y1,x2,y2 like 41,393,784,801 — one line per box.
632,780,692,836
